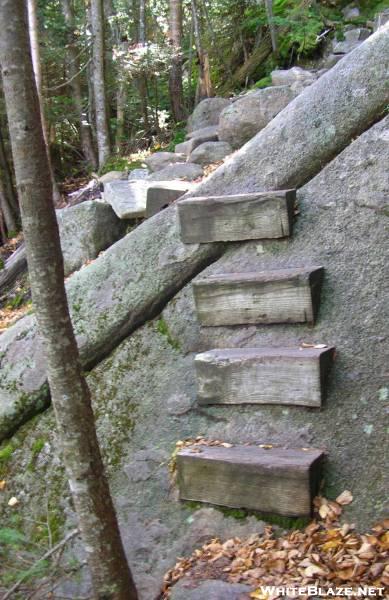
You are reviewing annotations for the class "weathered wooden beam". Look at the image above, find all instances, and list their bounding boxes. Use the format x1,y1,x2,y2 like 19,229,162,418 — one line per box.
177,444,324,517
177,190,295,243
146,181,193,218
193,266,324,326
195,346,335,407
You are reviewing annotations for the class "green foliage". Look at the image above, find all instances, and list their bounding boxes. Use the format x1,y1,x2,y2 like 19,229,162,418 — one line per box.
167,127,186,152
99,155,131,175
0,258,4,271
0,527,26,547
0,444,14,463
253,76,272,89
156,318,181,351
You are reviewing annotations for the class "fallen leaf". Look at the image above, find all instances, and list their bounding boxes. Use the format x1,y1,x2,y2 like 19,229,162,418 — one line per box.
8,496,19,507
0,480,6,491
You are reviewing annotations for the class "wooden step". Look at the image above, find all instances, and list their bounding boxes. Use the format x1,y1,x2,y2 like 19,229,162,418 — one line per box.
195,346,335,407
193,266,324,326
146,181,193,218
177,190,295,243
177,444,324,517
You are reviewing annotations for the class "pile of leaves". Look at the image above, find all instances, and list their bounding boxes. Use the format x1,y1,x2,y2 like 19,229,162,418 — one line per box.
161,492,388,599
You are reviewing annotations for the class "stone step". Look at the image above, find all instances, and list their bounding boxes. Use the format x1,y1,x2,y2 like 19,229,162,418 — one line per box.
104,180,149,219
195,346,335,407
177,190,295,243
177,444,324,517
146,181,193,218
193,266,324,326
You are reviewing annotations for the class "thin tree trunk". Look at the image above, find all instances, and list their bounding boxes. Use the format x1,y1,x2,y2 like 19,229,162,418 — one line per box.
27,0,62,206
139,0,146,44
0,2,138,598
115,79,126,152
264,0,277,55
0,127,19,220
0,175,16,234
168,0,186,122
60,0,98,170
191,0,213,104
90,0,111,167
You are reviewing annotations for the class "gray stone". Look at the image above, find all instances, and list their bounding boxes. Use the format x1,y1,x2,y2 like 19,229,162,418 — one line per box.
333,28,371,54
186,125,219,140
374,8,389,31
271,66,316,87
144,151,186,173
342,5,360,20
128,168,149,181
175,140,193,156
187,98,231,132
170,579,252,600
218,86,296,149
56,200,126,275
148,163,203,182
189,141,232,165
98,170,127,184
104,180,150,218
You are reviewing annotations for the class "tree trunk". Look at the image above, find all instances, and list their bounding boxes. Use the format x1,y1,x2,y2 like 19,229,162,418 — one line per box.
115,79,126,152
168,0,186,122
0,126,19,227
60,0,98,170
27,0,62,206
264,0,277,55
0,174,16,234
139,0,146,44
90,0,111,167
0,2,138,598
191,0,213,104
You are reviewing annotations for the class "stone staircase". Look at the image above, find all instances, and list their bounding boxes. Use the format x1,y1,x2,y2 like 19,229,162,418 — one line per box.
175,190,335,518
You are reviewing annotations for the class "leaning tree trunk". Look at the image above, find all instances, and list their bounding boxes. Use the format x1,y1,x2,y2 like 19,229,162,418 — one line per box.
168,0,186,122
60,0,98,170
0,1,138,598
27,0,62,206
90,0,111,167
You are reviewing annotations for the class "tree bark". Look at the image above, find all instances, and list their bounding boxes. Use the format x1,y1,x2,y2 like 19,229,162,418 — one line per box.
168,0,186,122
60,0,98,170
0,126,19,229
139,0,146,44
264,0,277,55
191,0,213,104
0,174,16,234
90,0,111,167
0,1,138,598
27,0,62,206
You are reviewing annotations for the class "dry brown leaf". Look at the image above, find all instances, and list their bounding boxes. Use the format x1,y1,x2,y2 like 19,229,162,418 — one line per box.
0,480,6,491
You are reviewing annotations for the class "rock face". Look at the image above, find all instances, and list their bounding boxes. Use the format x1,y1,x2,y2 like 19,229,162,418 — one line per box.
148,163,203,182
144,152,186,173
56,200,126,275
98,170,127,184
271,66,316,87
218,86,296,149
375,8,389,31
187,98,230,132
333,27,371,54
189,141,232,165
186,125,219,140
170,579,252,600
104,180,150,219
194,24,389,195
128,168,149,180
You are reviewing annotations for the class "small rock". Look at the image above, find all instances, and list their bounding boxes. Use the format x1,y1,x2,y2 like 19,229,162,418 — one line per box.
189,141,232,166
271,66,316,87
342,5,360,20
333,28,371,54
186,125,219,140
98,170,127,185
148,163,203,182
187,98,231,133
8,496,19,507
128,168,149,181
144,152,186,173
175,140,193,156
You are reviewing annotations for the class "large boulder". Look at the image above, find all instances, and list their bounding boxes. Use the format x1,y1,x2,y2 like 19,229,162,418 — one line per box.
189,141,232,166
128,168,149,181
56,200,126,274
187,98,230,133
144,152,186,173
0,205,223,440
98,170,127,185
218,86,296,149
104,180,150,219
186,125,219,140
148,163,203,182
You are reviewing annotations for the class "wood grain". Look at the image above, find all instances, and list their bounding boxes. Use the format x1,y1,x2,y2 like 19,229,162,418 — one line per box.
177,190,295,243
195,346,335,407
177,444,324,517
193,266,324,326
